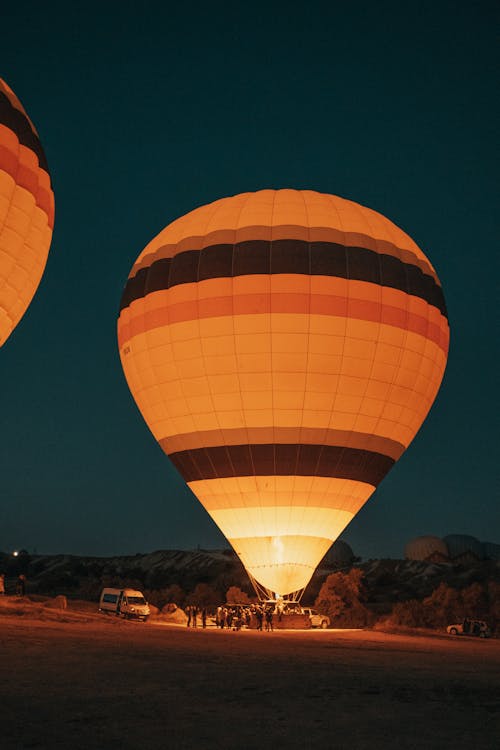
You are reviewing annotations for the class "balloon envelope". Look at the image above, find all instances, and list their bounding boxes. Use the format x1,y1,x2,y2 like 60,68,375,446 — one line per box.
405,535,448,561
0,78,54,346
118,190,449,597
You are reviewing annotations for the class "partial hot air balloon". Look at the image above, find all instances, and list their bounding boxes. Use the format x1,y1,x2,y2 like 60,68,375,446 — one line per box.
118,189,449,600
0,78,54,346
404,535,449,562
444,534,483,561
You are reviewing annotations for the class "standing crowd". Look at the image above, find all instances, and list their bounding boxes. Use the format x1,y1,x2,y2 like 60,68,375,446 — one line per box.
183,603,277,631
215,604,275,631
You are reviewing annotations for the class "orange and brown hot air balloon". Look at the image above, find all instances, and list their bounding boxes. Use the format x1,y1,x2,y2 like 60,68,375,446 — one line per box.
117,190,449,599
0,78,54,346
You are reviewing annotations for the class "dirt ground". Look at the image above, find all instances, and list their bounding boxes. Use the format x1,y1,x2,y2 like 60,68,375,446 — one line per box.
0,606,498,750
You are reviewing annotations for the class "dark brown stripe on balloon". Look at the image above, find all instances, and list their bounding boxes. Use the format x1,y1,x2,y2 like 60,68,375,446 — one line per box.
119,240,447,317
160,427,406,461
168,443,394,486
0,91,49,172
131,226,439,282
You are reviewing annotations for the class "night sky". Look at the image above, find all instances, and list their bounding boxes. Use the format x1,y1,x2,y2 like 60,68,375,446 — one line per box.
1,1,498,559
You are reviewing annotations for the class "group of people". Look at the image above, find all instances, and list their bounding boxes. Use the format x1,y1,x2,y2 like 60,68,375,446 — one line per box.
185,604,208,628
215,605,251,630
215,604,275,631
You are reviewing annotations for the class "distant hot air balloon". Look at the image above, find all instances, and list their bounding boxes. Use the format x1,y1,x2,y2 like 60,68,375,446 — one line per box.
118,190,449,600
0,78,54,346
404,535,448,561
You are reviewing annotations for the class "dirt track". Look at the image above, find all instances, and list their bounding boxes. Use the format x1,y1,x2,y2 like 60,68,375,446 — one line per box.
0,616,498,750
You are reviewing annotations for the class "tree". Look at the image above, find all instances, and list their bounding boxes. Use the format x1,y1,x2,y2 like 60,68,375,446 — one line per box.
487,582,500,630
422,583,462,627
144,584,186,610
314,569,372,627
390,581,497,631
186,583,220,608
226,586,252,604
461,583,488,619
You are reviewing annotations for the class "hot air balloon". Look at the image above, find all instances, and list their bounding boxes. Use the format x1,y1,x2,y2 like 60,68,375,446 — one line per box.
118,189,449,600
404,535,448,562
443,534,483,561
0,78,54,346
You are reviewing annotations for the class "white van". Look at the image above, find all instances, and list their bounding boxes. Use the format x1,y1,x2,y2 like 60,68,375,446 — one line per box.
99,588,150,621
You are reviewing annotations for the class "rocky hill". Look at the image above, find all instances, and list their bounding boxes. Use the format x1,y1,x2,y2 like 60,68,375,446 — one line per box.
0,549,247,600
1,549,499,613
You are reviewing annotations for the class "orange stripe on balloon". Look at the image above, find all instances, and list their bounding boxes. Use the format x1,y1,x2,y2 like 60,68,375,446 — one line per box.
0,143,54,226
118,292,449,354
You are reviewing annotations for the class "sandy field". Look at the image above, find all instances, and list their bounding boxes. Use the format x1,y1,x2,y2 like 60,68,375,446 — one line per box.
0,603,498,750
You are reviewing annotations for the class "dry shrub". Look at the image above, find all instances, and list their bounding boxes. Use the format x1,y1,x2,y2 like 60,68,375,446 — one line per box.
156,607,188,625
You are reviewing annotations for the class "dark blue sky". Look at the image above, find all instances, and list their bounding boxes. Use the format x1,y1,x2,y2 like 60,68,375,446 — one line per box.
1,1,498,559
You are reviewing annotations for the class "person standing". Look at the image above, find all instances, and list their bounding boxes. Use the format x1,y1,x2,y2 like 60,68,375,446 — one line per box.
192,605,198,628
16,574,26,597
201,607,207,628
256,607,263,631
186,605,192,627
265,607,274,632
0,573,5,595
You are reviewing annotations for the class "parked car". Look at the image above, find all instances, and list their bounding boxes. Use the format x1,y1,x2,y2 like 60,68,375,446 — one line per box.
446,618,490,638
301,607,330,629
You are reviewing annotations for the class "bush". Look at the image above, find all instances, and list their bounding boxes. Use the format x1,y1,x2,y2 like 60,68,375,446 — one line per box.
390,599,425,628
